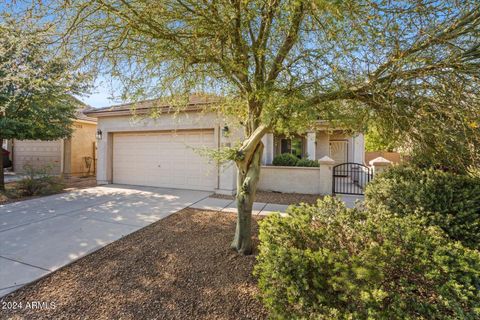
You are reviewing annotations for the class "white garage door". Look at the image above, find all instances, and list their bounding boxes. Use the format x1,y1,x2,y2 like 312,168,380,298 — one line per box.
13,140,62,174
113,130,217,191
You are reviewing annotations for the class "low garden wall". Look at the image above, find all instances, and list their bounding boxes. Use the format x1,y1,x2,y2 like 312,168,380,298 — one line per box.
258,166,321,194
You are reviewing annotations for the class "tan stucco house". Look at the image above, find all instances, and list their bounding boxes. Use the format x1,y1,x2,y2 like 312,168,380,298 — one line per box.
85,96,366,195
10,108,97,177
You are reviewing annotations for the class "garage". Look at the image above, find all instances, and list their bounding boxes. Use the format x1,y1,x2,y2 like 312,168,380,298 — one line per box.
112,130,217,191
13,140,62,174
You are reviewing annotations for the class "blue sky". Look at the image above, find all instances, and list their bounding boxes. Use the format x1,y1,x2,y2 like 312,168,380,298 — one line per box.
77,78,120,108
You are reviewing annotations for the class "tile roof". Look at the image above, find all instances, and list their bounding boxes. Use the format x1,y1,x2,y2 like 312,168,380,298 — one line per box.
84,95,221,117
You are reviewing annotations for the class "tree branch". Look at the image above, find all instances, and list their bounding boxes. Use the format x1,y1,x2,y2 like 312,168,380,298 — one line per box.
266,1,305,84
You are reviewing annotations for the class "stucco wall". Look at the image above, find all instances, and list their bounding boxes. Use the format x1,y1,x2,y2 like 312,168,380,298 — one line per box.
64,120,97,176
13,140,62,174
95,111,241,193
258,166,321,194
315,131,330,159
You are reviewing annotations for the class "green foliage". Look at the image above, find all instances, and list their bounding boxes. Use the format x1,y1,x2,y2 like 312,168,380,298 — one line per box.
255,197,480,319
272,153,298,166
26,0,480,140
295,158,319,167
0,19,89,141
407,115,478,173
194,142,244,164
365,165,480,249
17,164,65,196
364,124,398,152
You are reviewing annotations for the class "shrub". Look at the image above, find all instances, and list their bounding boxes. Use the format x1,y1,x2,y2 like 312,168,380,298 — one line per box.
272,153,298,166
365,165,480,249
17,164,65,196
255,197,480,319
295,158,319,167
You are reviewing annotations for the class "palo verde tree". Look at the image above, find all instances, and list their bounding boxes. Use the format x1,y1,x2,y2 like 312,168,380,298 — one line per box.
0,17,89,190
31,0,480,254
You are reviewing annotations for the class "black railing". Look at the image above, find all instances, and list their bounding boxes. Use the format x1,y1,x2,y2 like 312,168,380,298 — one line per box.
333,162,372,195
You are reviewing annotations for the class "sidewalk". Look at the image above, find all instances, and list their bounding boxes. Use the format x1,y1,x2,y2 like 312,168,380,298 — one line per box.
189,194,364,214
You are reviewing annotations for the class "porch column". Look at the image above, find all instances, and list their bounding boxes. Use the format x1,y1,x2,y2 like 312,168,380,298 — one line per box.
262,133,274,165
306,132,316,160
318,156,335,194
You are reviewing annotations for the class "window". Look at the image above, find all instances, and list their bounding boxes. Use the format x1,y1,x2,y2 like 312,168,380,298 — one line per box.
278,136,304,159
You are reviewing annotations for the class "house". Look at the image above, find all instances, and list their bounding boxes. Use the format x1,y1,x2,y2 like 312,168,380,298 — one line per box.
85,96,365,195
11,108,97,177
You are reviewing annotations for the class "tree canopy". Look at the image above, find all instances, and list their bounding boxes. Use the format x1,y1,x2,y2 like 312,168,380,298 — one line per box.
0,17,89,188
18,0,480,252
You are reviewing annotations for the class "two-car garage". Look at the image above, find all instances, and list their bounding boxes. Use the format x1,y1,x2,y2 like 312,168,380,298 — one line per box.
111,130,217,191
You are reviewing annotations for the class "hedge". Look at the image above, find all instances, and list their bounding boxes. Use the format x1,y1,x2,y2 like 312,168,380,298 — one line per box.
364,165,480,249
255,197,480,319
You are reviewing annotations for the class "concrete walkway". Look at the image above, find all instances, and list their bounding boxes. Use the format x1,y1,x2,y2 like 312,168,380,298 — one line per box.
0,185,211,297
335,195,364,209
190,197,289,215
189,194,363,214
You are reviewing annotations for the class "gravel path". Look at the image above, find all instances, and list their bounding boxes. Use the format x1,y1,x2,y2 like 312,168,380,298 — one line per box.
1,209,267,320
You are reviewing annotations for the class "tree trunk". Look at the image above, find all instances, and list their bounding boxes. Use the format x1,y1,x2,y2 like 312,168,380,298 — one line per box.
231,141,264,255
0,138,4,191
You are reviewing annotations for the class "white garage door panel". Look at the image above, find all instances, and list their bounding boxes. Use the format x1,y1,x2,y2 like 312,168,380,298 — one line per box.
13,140,62,174
113,130,217,190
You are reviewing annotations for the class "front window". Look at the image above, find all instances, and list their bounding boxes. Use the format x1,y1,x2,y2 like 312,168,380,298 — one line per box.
277,136,304,159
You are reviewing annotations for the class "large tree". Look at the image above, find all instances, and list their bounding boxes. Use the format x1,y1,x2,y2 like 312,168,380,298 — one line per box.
0,18,89,190
28,0,480,253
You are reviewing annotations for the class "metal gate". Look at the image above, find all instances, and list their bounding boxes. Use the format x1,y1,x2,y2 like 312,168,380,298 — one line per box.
333,163,372,195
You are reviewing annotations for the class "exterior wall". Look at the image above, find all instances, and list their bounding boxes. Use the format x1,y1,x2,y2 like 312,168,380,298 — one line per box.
217,122,243,195
353,134,365,164
64,121,97,176
13,140,62,174
315,131,330,159
261,133,274,165
258,166,321,194
93,110,365,194
95,111,239,191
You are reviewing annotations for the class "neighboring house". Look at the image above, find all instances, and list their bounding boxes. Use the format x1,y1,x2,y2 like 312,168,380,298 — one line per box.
85,96,366,195
11,108,97,177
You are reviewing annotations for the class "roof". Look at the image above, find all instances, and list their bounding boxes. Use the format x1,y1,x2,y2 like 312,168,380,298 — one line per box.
84,95,221,118
75,108,97,123
70,96,97,123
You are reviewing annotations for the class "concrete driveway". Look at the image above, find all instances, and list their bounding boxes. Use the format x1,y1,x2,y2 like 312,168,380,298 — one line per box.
0,185,211,297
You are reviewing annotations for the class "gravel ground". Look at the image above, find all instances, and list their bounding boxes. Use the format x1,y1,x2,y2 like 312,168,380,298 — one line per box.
211,190,323,205
1,209,267,320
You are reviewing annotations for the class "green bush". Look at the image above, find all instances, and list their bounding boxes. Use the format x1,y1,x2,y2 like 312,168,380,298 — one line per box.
365,165,480,249
17,164,65,196
272,153,298,166
295,158,319,167
255,197,480,319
